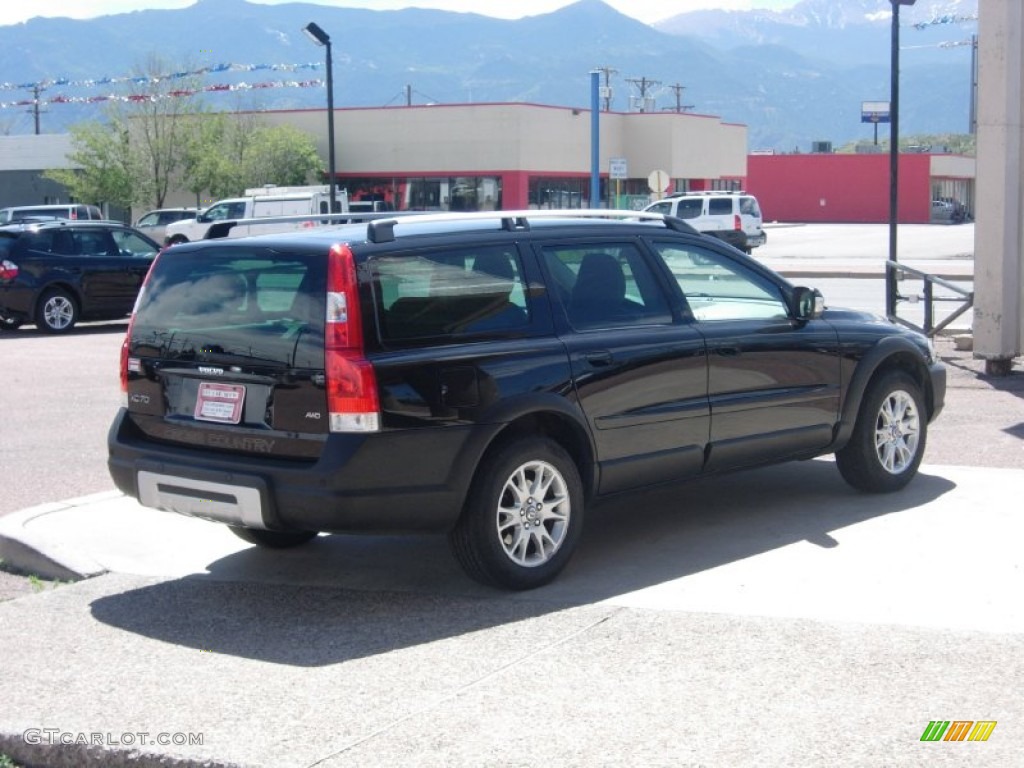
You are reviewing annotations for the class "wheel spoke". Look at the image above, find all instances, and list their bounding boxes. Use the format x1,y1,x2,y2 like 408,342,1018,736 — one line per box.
495,458,571,568
872,389,921,475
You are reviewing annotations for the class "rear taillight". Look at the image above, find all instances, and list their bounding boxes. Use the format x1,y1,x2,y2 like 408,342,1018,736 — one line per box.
734,214,742,231
119,253,160,401
325,244,379,433
0,259,18,281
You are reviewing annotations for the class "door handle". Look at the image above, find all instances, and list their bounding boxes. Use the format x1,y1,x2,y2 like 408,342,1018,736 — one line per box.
716,346,741,357
584,351,613,366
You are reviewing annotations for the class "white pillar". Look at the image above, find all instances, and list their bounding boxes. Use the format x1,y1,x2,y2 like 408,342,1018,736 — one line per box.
973,0,1024,373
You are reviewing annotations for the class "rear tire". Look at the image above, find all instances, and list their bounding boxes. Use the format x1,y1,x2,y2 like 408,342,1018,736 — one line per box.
449,437,583,590
228,526,318,549
836,370,927,493
35,288,78,333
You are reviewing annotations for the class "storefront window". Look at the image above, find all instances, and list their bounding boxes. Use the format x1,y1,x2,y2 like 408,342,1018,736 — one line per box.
340,176,502,212
528,177,610,209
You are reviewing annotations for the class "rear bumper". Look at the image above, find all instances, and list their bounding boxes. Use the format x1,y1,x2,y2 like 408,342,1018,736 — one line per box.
107,408,492,534
704,230,764,250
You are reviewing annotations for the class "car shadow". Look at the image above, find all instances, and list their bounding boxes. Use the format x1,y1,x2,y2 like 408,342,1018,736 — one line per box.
89,460,956,667
0,321,128,340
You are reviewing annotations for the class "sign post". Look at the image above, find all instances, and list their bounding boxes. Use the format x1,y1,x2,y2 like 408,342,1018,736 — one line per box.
647,169,670,199
609,157,627,209
861,100,891,145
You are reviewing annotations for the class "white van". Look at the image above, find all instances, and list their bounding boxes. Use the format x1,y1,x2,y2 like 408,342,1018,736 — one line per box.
643,192,766,253
162,186,349,245
0,203,104,225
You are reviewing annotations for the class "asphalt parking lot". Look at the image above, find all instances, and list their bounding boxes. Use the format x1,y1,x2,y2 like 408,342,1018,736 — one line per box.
0,222,1021,768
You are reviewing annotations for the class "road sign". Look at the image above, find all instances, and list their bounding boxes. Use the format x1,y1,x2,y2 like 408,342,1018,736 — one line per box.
609,157,628,180
647,169,670,194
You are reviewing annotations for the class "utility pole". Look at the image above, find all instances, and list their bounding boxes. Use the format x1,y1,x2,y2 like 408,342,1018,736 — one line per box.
26,84,46,134
625,76,660,112
664,83,694,113
594,66,617,111
406,84,413,107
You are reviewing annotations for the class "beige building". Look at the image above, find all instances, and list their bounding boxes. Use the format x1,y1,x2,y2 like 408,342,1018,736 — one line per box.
163,102,749,212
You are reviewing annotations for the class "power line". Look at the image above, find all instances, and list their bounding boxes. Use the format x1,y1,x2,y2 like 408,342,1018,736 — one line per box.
625,76,660,113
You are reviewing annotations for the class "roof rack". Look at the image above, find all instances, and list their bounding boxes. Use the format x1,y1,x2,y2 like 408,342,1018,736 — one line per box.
365,209,689,243
666,190,747,197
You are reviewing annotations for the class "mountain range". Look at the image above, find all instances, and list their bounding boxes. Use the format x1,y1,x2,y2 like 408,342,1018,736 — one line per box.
0,0,979,150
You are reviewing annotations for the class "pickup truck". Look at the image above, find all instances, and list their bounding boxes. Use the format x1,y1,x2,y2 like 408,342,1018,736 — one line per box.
162,186,350,245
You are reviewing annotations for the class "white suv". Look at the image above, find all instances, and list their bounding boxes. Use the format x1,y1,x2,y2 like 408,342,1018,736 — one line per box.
643,192,766,253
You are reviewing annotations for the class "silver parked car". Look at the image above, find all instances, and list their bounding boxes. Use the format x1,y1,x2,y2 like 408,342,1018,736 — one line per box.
133,207,197,245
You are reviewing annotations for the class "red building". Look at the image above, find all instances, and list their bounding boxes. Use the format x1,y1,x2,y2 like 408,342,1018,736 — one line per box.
746,152,975,224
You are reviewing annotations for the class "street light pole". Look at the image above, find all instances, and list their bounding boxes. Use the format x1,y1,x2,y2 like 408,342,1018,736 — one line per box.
303,22,337,214
887,0,916,319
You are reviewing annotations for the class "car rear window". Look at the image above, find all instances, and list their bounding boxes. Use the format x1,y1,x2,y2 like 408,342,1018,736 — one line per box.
130,246,326,368
371,245,529,342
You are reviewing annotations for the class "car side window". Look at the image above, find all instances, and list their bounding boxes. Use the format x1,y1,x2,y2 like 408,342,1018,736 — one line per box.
372,245,530,342
645,201,672,216
540,243,672,330
73,230,119,257
653,242,788,322
111,230,158,257
675,199,703,219
708,198,733,215
205,204,231,221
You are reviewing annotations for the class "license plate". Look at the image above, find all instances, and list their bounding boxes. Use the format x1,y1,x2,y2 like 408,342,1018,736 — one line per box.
194,382,246,424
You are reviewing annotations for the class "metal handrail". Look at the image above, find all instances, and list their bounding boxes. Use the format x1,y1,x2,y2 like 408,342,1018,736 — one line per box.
887,260,974,337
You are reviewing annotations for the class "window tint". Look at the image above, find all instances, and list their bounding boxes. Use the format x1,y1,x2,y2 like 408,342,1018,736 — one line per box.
111,229,159,257
708,198,733,215
674,199,703,219
653,242,788,322
73,230,119,256
373,246,529,341
131,248,326,368
540,243,672,330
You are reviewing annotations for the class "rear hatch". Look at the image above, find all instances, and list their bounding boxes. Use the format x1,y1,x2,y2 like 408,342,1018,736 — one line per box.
123,243,330,460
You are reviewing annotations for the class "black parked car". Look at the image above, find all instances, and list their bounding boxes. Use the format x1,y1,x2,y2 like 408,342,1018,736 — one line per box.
0,220,160,333
107,211,945,589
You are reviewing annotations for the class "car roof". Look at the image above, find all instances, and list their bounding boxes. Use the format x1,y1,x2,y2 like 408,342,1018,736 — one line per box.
163,210,699,253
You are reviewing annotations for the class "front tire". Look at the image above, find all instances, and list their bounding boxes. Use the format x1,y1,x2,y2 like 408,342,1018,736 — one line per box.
450,437,584,590
228,526,318,549
35,288,78,333
836,370,927,493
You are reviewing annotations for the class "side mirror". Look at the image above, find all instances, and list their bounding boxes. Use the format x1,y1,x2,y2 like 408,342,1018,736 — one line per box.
791,286,824,320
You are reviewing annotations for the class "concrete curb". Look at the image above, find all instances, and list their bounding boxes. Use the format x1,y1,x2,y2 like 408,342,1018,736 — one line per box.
0,491,115,581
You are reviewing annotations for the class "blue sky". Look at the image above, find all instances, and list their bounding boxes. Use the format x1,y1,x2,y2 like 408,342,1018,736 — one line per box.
0,1,801,27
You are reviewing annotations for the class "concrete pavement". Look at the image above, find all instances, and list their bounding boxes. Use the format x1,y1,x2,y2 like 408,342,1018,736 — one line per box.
1,458,1022,767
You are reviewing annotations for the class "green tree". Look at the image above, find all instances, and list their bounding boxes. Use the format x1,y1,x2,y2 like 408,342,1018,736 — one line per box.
44,121,137,209
46,54,206,211
242,124,322,188
180,114,322,201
